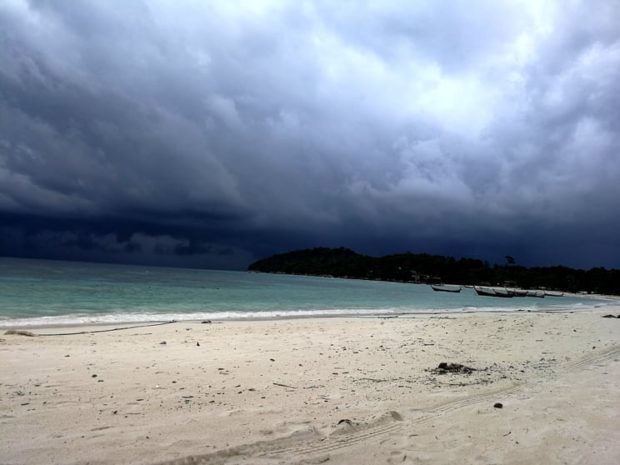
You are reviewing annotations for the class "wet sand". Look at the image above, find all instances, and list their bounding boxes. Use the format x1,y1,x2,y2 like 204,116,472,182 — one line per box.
1,308,619,464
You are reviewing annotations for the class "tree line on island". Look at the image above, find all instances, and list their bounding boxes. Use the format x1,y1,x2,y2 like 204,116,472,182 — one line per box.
248,247,620,295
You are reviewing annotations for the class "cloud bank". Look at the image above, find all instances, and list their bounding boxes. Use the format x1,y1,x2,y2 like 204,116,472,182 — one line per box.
1,0,619,268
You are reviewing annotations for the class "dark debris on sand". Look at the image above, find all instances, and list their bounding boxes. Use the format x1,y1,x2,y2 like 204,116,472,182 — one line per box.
4,330,36,337
431,362,477,375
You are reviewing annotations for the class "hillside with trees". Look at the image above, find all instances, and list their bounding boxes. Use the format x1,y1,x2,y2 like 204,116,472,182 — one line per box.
248,247,620,295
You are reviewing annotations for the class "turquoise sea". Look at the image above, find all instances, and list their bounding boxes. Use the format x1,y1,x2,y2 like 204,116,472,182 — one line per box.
0,257,608,327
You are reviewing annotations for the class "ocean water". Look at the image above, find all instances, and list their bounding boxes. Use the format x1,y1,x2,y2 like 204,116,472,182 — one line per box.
0,257,607,327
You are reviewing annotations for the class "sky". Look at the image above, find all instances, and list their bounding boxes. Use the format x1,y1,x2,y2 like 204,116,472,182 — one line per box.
1,0,619,270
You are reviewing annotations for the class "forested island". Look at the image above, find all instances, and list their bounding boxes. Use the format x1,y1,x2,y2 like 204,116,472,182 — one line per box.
248,247,620,295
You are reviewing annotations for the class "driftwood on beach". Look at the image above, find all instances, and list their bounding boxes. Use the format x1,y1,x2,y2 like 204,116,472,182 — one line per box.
4,330,36,337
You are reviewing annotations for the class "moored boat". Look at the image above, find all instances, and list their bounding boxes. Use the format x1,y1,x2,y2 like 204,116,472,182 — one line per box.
526,290,545,298
474,286,514,297
431,284,462,293
544,291,564,297
493,287,514,298
510,289,529,297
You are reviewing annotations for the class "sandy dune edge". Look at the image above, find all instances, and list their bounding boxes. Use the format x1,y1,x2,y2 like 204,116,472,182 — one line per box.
1,309,619,464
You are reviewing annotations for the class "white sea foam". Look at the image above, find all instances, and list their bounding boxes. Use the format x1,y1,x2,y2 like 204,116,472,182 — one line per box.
0,309,384,327
0,301,603,328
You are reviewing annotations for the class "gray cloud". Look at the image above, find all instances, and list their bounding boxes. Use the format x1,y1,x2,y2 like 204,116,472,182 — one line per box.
1,0,619,268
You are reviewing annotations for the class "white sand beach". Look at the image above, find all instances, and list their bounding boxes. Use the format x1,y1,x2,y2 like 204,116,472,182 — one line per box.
1,308,619,464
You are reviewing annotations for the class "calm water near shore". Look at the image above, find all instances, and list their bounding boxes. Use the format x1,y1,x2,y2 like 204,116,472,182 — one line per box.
0,257,608,326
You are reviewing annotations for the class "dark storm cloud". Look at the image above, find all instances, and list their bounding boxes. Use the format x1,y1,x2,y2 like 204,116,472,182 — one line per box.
1,1,619,269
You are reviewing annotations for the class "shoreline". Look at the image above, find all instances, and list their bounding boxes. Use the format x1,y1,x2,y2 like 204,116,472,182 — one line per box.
1,298,617,330
1,307,619,464
0,294,620,331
